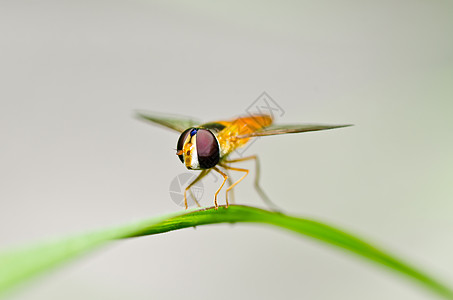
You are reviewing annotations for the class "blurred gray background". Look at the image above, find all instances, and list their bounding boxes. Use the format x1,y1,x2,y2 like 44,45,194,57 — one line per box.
1,0,452,299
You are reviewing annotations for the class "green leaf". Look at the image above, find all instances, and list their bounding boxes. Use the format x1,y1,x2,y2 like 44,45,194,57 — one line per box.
0,205,451,299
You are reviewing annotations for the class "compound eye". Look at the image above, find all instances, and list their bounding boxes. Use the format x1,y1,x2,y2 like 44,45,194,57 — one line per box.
176,128,192,163
196,129,219,169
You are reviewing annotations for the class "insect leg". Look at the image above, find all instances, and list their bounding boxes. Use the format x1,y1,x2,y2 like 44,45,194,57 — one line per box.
223,155,281,212
184,169,210,209
188,189,200,208
218,164,249,208
212,167,228,209
225,170,235,204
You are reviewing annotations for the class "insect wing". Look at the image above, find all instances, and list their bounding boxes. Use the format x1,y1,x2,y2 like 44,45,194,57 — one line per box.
136,111,201,133
236,124,352,138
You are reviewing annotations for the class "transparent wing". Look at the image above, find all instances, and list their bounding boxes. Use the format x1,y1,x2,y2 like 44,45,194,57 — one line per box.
135,110,201,133
236,124,352,138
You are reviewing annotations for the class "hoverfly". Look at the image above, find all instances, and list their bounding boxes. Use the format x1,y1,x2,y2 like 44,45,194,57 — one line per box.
137,111,350,210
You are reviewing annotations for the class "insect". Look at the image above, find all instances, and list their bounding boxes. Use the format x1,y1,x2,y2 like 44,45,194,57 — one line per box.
137,111,351,210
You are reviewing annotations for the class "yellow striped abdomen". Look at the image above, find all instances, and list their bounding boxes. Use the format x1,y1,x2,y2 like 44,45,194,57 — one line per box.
215,114,273,157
